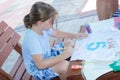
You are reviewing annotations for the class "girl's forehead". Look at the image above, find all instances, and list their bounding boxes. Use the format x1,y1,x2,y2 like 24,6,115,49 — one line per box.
44,15,57,24
46,18,53,22
48,17,55,22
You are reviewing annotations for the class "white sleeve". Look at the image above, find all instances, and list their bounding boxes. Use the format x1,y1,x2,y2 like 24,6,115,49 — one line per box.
27,37,43,55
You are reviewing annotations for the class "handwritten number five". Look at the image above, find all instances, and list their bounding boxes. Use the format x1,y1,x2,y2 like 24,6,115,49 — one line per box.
87,42,106,51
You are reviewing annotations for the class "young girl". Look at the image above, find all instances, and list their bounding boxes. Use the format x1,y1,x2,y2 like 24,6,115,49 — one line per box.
22,2,88,80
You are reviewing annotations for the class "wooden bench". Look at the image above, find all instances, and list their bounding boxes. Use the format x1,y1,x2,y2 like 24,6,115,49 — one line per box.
0,21,62,80
0,21,36,80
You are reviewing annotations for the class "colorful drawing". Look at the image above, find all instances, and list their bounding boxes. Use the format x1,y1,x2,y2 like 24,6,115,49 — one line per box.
71,31,120,61
87,42,106,51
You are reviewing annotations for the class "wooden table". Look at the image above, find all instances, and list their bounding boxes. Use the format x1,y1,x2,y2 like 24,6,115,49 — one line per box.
66,60,86,80
66,60,120,80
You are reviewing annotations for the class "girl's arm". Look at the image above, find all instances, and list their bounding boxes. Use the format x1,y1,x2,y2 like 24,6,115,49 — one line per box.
32,39,74,69
32,47,73,69
51,29,88,39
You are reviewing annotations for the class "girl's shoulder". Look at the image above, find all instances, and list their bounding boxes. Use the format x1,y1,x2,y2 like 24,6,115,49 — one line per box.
25,29,40,38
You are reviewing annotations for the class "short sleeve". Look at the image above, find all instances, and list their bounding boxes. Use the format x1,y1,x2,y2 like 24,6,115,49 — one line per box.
27,37,43,55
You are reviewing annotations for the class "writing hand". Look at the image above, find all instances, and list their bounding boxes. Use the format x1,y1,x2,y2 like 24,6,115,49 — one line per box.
75,33,88,39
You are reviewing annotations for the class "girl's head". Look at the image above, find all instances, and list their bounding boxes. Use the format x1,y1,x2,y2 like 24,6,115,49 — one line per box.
24,2,58,29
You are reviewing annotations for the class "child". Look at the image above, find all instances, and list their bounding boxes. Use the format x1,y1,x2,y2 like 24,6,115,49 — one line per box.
22,2,88,80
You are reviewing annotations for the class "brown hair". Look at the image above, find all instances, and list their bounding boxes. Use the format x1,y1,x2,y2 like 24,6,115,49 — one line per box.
23,2,58,28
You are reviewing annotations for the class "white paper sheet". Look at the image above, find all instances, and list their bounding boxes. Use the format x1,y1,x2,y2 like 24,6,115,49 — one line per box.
71,31,120,61
71,31,120,80
89,18,115,32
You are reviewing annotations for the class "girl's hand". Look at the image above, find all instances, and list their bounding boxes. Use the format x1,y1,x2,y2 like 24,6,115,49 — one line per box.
64,39,74,48
62,46,74,59
75,33,88,39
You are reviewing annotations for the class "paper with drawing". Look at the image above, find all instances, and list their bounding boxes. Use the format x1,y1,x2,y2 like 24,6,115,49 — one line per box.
71,31,120,80
71,31,120,61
